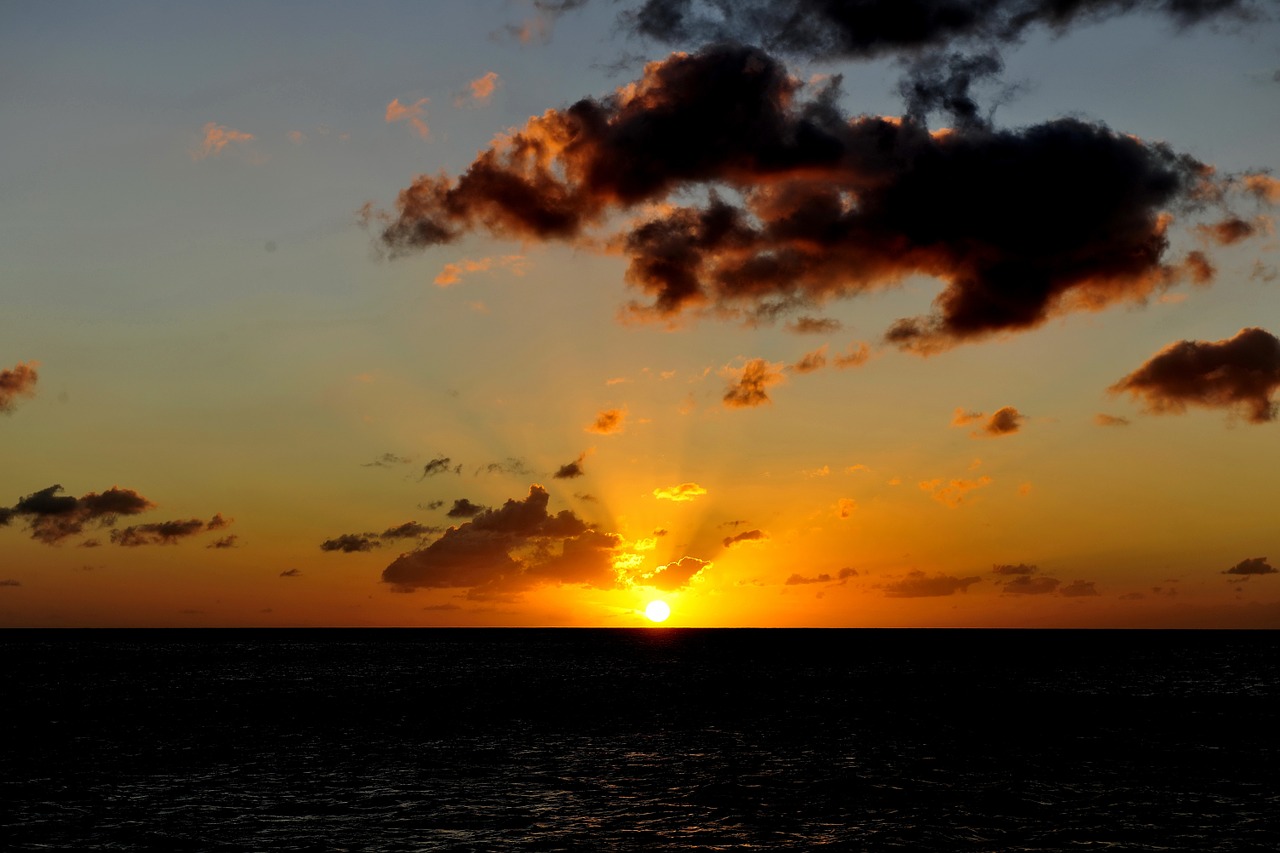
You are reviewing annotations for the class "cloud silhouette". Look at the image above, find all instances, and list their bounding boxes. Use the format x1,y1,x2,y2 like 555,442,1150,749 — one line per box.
1110,327,1280,423
0,362,39,413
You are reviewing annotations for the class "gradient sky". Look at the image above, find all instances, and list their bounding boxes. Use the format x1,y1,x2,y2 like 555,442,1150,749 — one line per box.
3,0,1279,627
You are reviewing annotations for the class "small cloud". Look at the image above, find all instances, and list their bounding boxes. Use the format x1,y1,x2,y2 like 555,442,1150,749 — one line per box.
992,563,1036,575
723,529,766,548
279,568,302,578
1110,327,1280,424
206,534,239,550
480,458,533,477
553,451,590,479
1001,575,1061,595
787,316,841,334
790,345,828,374
287,130,306,145
320,533,379,553
423,602,462,611
979,406,1025,437
653,482,707,502
421,456,461,478
1250,261,1278,283
364,453,413,468
380,522,437,540
919,476,992,508
111,516,226,547
456,71,501,106
884,571,980,598
586,408,626,435
191,122,255,161
951,407,984,426
0,579,20,587
1060,580,1100,597
846,464,869,473
805,465,831,478
1017,482,1033,496
1195,216,1268,246
1119,591,1146,601
1242,173,1280,203
433,254,527,286
446,499,486,519
574,492,598,502
722,358,785,408
836,498,857,518
0,361,39,413
832,342,872,369
785,572,832,585
643,556,710,590
385,97,430,139
1095,413,1130,427
1222,556,1277,576
606,377,630,386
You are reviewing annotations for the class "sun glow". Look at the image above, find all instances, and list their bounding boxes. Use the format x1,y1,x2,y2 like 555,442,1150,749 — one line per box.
644,600,671,623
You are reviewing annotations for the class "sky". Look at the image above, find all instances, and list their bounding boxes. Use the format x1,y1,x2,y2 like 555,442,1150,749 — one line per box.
2,0,1280,628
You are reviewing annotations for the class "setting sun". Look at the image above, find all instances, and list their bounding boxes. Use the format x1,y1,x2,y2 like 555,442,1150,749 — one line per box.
645,600,671,623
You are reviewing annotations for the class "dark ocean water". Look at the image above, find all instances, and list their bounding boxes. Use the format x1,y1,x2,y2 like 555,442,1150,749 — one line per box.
3,629,1276,851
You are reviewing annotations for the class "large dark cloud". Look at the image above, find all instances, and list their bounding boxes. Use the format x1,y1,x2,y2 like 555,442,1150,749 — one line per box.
371,44,1229,350
624,0,1259,60
382,485,618,595
1,484,155,544
1110,327,1280,423
0,362,39,413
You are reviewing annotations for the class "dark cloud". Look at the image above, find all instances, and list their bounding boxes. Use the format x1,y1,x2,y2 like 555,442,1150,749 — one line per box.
206,534,240,549
1222,556,1277,576
371,44,1228,351
553,452,588,479
1060,579,1100,597
1,484,155,544
1001,575,1061,594
381,521,439,540
982,406,1025,436
723,528,767,548
724,358,784,408
839,567,858,579
0,361,39,413
787,316,842,334
422,500,446,510
1195,215,1265,245
575,492,599,502
786,572,833,585
421,456,461,478
111,519,206,547
112,513,230,547
479,457,533,477
382,484,615,594
624,0,1259,60
320,533,380,553
884,571,980,597
586,408,626,435
1095,413,1130,427
0,579,20,587
280,568,302,578
992,562,1036,575
643,555,710,590
447,498,487,519
363,452,413,468
1110,327,1280,423
899,50,1004,130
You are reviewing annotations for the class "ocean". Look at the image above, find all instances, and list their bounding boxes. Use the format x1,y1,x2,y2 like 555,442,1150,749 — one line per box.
3,629,1276,850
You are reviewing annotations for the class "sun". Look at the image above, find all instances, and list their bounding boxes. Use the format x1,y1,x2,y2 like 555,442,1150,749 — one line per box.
644,600,671,623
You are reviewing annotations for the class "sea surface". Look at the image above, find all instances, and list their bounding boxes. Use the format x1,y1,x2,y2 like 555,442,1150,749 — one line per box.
3,628,1276,850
